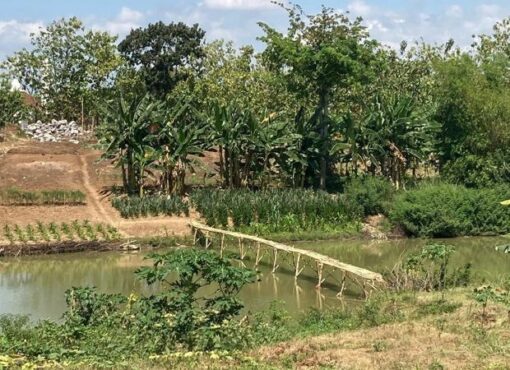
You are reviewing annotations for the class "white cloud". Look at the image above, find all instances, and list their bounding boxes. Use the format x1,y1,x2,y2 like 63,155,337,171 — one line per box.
202,0,277,10
0,20,42,43
0,20,43,57
446,5,463,18
478,4,500,16
99,7,145,35
347,1,372,17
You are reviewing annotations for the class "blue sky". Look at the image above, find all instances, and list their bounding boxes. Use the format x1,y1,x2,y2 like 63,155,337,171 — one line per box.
1,0,510,58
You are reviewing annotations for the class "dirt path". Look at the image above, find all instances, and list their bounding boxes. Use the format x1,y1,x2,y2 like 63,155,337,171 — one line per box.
0,140,194,239
78,154,125,233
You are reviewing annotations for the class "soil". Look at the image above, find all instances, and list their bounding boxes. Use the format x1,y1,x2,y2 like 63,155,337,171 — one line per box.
0,140,193,243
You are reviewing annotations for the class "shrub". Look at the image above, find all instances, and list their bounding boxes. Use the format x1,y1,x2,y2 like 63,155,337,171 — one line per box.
343,176,394,217
390,182,510,237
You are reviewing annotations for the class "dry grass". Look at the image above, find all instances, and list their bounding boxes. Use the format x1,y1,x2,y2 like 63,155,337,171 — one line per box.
254,291,510,370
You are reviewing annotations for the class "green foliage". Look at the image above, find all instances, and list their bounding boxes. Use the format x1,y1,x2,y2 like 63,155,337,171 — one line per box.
0,187,86,206
98,93,207,195
473,285,510,318
0,250,255,364
112,195,189,218
191,188,357,233
4,17,121,121
390,183,510,237
388,243,471,292
414,299,462,317
343,176,394,216
118,21,205,98
0,77,26,128
433,42,510,188
1,221,120,244
259,4,377,189
358,94,439,188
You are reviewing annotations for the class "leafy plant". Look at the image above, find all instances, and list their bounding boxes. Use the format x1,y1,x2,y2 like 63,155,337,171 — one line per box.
3,225,15,244
136,249,256,350
388,243,471,292
390,183,510,237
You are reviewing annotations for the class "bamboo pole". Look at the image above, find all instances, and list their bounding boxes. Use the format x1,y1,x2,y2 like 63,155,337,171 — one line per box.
220,234,225,257
316,262,325,289
189,221,385,288
295,253,304,279
272,249,279,273
255,242,261,267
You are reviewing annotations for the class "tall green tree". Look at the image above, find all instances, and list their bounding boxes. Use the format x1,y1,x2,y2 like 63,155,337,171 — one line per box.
0,77,26,129
4,17,121,121
259,5,377,189
118,21,205,98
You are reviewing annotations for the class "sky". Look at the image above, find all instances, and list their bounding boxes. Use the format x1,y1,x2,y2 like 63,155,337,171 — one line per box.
1,0,510,58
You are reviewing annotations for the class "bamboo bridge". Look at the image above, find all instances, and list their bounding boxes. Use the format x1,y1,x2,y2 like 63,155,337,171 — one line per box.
190,221,386,298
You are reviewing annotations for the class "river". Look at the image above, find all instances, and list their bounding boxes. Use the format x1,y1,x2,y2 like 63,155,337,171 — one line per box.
0,236,508,321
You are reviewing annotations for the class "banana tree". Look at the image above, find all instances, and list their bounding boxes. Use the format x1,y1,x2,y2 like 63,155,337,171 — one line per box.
98,93,161,194
156,98,208,195
360,94,438,188
207,101,257,188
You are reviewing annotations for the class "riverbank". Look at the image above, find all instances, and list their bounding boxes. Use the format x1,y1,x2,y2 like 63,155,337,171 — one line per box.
2,289,509,369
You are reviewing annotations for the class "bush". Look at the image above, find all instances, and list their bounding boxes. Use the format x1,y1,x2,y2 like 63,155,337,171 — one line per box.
343,176,394,217
390,182,510,237
442,153,510,188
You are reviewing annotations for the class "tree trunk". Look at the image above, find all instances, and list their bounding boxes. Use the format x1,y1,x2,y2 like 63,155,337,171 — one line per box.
318,90,330,190
126,149,137,195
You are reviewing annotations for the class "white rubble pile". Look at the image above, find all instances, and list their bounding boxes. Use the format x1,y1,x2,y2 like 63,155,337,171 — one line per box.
20,119,83,143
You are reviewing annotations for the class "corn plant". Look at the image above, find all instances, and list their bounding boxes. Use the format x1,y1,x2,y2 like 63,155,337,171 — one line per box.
72,220,87,241
112,196,189,218
24,225,37,242
36,221,52,242
3,225,15,244
48,222,62,242
83,220,98,241
60,222,74,240
13,224,27,243
190,188,352,232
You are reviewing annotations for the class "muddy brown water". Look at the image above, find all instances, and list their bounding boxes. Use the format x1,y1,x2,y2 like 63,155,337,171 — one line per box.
0,237,508,321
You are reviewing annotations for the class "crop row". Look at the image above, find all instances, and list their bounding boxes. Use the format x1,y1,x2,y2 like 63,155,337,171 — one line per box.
112,196,189,218
190,188,356,231
2,220,121,244
0,188,86,206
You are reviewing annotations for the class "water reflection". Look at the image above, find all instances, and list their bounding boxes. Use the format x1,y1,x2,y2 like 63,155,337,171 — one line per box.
0,236,508,321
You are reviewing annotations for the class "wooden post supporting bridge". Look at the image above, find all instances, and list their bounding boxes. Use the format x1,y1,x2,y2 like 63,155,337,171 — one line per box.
190,221,385,298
